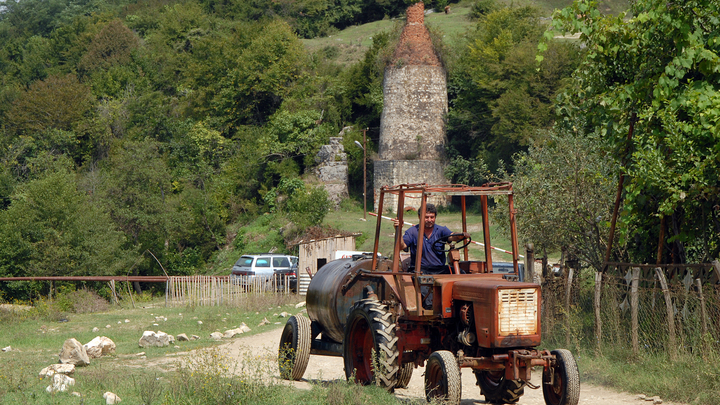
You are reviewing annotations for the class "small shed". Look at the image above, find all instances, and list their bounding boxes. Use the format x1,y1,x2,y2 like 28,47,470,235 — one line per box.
296,234,359,295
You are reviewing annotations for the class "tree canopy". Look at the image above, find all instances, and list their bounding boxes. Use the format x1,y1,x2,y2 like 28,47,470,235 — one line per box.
547,0,720,263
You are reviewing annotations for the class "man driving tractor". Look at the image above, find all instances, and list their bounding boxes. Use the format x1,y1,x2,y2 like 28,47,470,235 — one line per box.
392,203,469,308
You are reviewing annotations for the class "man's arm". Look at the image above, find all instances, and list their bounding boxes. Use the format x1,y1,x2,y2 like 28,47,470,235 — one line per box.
391,218,408,250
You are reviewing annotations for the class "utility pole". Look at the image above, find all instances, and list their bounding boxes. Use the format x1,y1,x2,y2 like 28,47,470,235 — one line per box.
354,129,368,219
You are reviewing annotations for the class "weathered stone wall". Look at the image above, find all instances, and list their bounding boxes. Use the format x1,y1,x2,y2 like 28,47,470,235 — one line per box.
379,65,447,161
315,137,348,207
373,160,449,212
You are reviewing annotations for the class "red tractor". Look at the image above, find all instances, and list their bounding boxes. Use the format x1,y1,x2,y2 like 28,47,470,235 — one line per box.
279,183,580,405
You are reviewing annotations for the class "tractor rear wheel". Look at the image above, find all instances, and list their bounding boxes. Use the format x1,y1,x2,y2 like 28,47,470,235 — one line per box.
278,315,311,380
343,299,400,389
542,349,580,405
424,350,462,405
476,370,525,404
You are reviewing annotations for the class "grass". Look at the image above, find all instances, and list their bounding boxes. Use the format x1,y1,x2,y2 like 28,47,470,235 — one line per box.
0,293,408,405
302,0,630,65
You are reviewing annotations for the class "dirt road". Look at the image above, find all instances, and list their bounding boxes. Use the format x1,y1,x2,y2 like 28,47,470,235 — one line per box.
220,325,684,405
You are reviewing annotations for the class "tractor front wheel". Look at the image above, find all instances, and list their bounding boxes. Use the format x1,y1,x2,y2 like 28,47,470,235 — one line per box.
542,349,580,405
424,350,461,405
343,299,400,389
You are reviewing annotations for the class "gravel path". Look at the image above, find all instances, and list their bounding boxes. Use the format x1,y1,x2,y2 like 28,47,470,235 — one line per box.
220,325,686,405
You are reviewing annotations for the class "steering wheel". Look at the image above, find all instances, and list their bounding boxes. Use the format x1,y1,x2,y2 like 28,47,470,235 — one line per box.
433,233,472,253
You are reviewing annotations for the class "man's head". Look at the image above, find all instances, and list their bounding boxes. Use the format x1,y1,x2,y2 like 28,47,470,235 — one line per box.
419,203,437,230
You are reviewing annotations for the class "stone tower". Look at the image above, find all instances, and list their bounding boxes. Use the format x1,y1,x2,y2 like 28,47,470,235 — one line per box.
374,2,448,212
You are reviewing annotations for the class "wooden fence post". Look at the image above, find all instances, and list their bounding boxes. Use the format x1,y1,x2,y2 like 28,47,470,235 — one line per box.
594,271,603,353
655,267,677,361
524,243,534,283
565,267,574,347
631,267,640,357
696,278,708,336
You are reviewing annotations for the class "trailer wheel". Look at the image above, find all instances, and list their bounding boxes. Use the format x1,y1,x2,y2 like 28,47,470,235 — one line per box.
396,362,413,388
278,315,311,381
475,370,525,404
425,350,462,405
343,299,399,390
542,349,580,405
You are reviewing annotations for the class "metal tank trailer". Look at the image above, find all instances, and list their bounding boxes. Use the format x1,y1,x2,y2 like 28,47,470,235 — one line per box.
278,183,580,405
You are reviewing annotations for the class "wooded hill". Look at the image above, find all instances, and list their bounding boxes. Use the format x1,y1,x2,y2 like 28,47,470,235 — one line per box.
3,0,719,302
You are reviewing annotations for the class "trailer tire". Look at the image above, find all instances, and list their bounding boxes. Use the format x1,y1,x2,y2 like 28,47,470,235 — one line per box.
278,315,311,381
425,350,462,405
343,299,400,390
542,349,580,405
476,370,525,404
396,362,413,388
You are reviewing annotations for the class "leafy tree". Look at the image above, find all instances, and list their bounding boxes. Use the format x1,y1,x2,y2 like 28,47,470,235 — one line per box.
498,128,618,271
448,4,579,171
79,19,139,73
215,20,305,128
98,140,173,280
548,0,720,263
6,74,92,134
0,167,129,281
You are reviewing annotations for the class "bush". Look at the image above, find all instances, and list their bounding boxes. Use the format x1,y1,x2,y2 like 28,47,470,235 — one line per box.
55,288,110,314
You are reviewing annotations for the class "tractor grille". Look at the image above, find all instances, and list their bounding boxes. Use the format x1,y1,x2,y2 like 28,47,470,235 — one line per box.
498,288,538,336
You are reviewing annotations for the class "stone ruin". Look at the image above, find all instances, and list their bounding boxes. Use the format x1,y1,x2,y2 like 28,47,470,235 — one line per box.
374,1,449,212
315,133,349,207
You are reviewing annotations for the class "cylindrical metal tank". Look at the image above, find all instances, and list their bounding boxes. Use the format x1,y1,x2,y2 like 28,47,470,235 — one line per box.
306,257,376,343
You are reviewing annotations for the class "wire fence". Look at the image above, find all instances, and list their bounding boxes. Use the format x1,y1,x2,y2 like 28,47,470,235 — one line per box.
166,275,297,307
541,265,720,362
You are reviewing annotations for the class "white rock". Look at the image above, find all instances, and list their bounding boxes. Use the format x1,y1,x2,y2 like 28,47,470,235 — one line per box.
71,391,81,397
279,312,290,317
239,323,251,333
105,325,111,329
59,338,90,366
258,317,270,326
117,321,122,324
92,327,100,332
39,364,75,378
2,346,11,352
46,373,75,392
295,301,306,308
138,331,170,348
124,319,130,323
84,336,116,359
177,333,189,341
153,323,159,326
197,321,203,325
223,328,244,338
174,345,180,349
191,335,200,340
210,332,223,340
103,391,122,404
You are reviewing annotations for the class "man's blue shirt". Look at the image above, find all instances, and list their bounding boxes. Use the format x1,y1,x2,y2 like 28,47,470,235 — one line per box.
403,224,453,268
